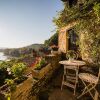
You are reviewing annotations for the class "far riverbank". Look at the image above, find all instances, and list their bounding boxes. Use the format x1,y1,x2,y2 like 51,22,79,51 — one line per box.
0,52,8,61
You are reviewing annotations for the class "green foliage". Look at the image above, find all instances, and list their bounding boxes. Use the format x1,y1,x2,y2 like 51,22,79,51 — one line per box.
4,79,16,100
66,50,78,59
74,9,100,64
5,79,16,92
93,3,100,21
35,58,47,70
0,61,11,69
0,69,7,86
39,58,46,66
11,63,26,78
53,0,97,29
0,61,10,86
54,0,100,64
44,32,58,47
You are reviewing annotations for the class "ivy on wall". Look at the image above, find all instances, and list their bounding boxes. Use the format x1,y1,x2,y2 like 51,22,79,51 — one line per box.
75,3,100,64
53,0,100,64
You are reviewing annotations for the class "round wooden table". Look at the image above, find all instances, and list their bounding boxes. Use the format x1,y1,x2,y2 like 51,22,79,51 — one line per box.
59,60,86,67
59,60,86,95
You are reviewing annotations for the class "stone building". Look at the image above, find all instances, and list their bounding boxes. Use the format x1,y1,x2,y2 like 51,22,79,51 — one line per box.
58,21,78,53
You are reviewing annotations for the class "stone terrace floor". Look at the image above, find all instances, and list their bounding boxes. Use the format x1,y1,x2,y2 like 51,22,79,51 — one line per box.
1,64,99,100
38,66,93,100
10,65,95,100
49,88,76,100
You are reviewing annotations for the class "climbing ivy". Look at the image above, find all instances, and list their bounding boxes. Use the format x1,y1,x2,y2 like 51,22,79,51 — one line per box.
53,0,100,64
93,3,100,22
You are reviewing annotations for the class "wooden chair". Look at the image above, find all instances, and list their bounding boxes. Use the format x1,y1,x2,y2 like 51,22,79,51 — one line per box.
61,65,79,95
77,66,100,100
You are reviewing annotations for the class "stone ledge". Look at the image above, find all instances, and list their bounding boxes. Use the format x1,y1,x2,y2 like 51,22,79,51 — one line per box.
31,63,52,79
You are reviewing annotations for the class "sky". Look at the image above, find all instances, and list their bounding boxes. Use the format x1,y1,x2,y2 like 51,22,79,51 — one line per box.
0,0,63,48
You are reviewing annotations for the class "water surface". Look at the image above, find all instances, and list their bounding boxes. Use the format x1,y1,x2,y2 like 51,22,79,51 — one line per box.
0,52,7,61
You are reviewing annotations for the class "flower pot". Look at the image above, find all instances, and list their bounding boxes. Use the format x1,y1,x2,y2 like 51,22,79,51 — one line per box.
68,58,74,62
51,50,58,55
32,64,52,79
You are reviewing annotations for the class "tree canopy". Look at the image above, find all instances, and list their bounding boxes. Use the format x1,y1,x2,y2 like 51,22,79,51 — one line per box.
44,32,58,47
53,0,100,64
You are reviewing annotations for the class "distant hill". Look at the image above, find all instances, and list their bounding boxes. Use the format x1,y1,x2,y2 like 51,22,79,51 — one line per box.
0,44,45,51
25,44,45,51
1,44,45,57
0,47,7,52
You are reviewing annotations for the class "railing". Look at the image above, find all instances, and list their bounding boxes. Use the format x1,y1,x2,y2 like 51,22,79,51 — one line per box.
0,72,32,93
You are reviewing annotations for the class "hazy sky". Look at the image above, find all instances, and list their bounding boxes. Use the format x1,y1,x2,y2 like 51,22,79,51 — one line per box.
0,0,63,48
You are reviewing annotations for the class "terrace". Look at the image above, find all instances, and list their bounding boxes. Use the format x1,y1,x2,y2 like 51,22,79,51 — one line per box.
0,0,100,99
0,21,100,100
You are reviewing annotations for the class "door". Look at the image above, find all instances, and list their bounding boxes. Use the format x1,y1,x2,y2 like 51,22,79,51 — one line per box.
68,29,79,51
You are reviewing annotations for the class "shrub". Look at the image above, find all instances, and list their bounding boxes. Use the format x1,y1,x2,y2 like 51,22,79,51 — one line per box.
5,79,16,100
35,58,47,70
5,79,16,92
0,61,10,86
11,63,26,78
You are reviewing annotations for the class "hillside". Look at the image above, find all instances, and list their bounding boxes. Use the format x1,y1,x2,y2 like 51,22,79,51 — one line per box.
25,44,45,51
1,44,45,57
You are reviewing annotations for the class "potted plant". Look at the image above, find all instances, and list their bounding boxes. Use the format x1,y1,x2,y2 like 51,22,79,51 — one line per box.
66,50,78,62
50,45,58,55
35,58,47,70
5,79,16,100
32,58,51,79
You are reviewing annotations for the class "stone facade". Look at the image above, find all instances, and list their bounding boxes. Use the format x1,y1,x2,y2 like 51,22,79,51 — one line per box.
58,21,78,53
31,54,61,95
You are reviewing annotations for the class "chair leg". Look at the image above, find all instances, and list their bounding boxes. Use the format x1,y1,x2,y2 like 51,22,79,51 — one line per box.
82,80,95,99
77,86,87,99
77,79,96,99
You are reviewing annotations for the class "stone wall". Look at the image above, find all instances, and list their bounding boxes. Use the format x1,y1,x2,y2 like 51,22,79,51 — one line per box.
58,21,78,53
31,53,61,96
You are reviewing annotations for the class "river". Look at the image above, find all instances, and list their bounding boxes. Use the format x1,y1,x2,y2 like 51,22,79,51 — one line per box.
0,52,8,61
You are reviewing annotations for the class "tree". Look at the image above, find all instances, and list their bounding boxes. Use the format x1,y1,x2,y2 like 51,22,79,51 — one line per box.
44,32,58,47
0,61,11,86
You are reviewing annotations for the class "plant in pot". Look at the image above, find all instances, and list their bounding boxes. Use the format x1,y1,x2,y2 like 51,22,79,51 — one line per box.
66,50,78,62
50,45,58,55
32,58,48,79
34,58,47,70
5,79,16,100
